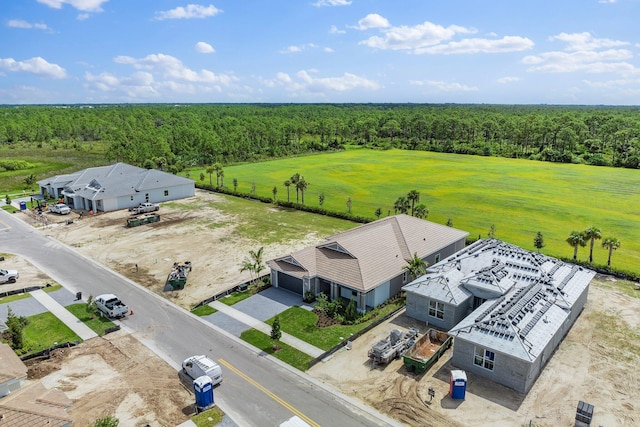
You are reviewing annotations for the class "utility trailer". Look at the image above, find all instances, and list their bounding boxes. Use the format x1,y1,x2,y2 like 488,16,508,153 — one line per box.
368,328,419,365
403,329,452,374
126,213,160,227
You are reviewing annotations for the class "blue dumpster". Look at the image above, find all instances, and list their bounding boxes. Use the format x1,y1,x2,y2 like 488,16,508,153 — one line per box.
449,370,467,400
193,375,214,411
19,201,27,210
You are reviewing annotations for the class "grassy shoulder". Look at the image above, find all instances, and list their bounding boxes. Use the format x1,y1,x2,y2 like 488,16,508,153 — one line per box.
65,303,116,336
0,292,32,304
192,304,217,316
191,406,225,427
240,328,314,371
219,290,252,306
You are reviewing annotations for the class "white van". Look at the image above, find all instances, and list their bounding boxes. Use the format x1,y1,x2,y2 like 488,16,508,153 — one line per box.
182,355,223,386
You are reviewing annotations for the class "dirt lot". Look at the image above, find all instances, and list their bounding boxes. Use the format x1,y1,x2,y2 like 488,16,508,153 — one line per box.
4,192,640,427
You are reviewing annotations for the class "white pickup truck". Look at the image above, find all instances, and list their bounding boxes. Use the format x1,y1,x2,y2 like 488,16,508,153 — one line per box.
0,268,19,284
130,202,160,215
95,294,129,318
49,203,71,215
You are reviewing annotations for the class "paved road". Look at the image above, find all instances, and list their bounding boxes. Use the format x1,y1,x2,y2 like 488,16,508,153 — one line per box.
0,211,398,427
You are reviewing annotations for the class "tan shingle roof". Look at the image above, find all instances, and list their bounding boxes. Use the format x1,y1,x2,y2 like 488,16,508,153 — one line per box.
0,343,27,385
0,381,72,427
268,215,468,291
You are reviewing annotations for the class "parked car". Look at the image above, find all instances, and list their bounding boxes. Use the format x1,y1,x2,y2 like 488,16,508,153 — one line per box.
0,269,19,284
49,203,71,215
129,202,160,215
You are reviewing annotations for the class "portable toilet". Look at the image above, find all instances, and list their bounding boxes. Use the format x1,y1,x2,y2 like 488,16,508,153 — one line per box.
193,375,214,411
19,201,27,211
449,370,467,400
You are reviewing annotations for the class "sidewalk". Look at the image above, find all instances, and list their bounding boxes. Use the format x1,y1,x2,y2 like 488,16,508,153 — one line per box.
29,290,97,341
209,301,324,358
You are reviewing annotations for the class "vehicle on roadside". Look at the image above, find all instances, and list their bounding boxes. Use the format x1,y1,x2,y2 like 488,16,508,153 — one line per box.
182,355,223,386
0,268,19,284
129,202,160,215
49,203,71,215
94,293,129,318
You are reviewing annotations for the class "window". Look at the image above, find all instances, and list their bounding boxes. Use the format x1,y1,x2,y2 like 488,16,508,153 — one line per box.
402,271,408,283
428,300,444,319
474,347,495,371
145,193,150,202
130,196,134,201
435,253,441,263
164,190,169,196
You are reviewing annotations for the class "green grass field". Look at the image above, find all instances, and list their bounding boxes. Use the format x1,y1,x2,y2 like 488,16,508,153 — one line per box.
196,149,640,271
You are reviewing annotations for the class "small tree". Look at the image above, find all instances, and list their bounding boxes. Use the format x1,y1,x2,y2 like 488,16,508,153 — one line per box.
414,204,429,219
5,306,28,350
346,197,352,213
374,207,382,219
199,172,205,182
488,224,496,238
283,180,291,202
345,298,358,323
92,416,120,427
272,186,278,202
533,232,545,252
602,237,621,266
251,182,256,194
240,247,265,287
205,166,214,186
270,315,282,342
86,294,99,318
404,252,428,281
24,174,37,188
446,218,453,227
318,192,325,207
5,195,10,205
233,178,238,192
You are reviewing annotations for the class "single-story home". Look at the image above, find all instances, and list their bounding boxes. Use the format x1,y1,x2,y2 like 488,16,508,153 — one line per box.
37,162,195,213
267,214,469,312
402,238,595,393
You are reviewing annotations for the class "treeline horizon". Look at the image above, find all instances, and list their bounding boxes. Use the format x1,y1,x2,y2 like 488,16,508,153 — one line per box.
2,103,640,171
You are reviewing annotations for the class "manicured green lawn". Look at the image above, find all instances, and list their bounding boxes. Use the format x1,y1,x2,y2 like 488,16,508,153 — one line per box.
266,300,405,351
219,291,252,306
191,406,225,426
203,149,640,272
21,311,81,355
0,293,31,304
191,304,217,316
240,328,314,371
65,303,115,336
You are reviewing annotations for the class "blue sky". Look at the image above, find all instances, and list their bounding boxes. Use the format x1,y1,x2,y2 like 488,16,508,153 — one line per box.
1,0,639,105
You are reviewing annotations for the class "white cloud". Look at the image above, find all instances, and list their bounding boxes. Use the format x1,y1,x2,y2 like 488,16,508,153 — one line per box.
352,14,390,30
114,53,235,84
497,76,521,83
312,0,351,6
329,25,345,35
598,0,616,3
410,80,478,92
359,20,475,51
77,13,90,20
37,0,108,12
279,43,319,54
154,4,222,20
7,20,51,31
550,32,628,51
264,70,379,94
0,57,66,78
523,33,636,75
195,42,215,53
415,36,534,54
323,47,334,53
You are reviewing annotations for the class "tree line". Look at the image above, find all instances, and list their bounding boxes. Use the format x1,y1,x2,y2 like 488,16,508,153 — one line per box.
2,104,640,172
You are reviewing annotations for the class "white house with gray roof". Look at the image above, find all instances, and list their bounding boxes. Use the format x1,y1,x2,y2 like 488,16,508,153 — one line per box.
37,163,195,213
402,238,595,393
267,215,468,312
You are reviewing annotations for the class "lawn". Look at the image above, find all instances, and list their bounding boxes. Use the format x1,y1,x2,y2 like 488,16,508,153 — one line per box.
21,311,81,355
191,304,217,316
240,328,314,371
65,303,115,336
265,300,405,351
197,149,640,272
219,290,252,306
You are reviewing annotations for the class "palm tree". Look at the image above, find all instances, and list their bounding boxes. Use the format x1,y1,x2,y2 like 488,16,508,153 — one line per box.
394,196,410,214
240,247,265,286
566,231,586,260
404,252,428,281
584,226,601,263
374,207,382,219
414,204,429,219
601,237,621,266
272,186,277,202
297,177,308,205
213,163,223,187
407,190,420,216
283,180,291,202
290,173,301,203
205,166,214,186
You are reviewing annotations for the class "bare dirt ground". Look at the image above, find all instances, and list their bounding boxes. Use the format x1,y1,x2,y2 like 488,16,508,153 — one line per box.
4,192,640,427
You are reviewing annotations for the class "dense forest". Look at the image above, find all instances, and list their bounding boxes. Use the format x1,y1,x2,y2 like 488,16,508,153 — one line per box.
2,104,640,171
